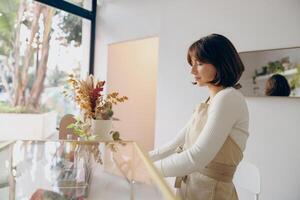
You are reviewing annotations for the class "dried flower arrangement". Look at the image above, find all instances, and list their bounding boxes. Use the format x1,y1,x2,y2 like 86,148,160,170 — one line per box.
64,74,128,141
64,74,128,121
58,75,129,198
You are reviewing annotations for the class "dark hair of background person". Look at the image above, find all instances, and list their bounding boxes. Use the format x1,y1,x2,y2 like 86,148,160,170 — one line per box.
265,74,291,96
187,33,244,89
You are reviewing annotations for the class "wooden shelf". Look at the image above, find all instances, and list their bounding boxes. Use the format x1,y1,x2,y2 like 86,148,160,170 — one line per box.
256,68,298,81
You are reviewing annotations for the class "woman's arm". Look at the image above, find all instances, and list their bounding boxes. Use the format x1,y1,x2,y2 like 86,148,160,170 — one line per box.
154,90,244,177
149,112,195,161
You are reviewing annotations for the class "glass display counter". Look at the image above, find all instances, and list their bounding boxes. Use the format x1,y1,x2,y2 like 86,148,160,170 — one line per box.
0,140,177,200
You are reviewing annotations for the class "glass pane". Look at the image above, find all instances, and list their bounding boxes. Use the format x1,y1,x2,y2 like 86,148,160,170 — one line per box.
0,141,176,199
0,0,91,136
63,0,93,11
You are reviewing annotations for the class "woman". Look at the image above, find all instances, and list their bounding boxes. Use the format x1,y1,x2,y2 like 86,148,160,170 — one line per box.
149,34,249,200
265,74,291,96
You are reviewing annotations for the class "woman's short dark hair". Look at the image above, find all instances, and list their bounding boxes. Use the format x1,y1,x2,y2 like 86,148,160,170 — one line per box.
187,34,245,88
265,74,291,96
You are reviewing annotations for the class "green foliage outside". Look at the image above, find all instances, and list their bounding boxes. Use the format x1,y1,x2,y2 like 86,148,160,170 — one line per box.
0,101,32,113
0,0,84,115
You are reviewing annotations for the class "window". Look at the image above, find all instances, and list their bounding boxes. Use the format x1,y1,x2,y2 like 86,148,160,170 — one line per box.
63,0,93,11
0,0,97,121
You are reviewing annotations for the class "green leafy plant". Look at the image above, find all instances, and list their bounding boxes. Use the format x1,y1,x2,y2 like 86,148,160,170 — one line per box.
289,64,300,92
266,60,285,74
255,57,293,79
66,117,122,141
66,117,93,139
109,130,121,141
0,101,35,113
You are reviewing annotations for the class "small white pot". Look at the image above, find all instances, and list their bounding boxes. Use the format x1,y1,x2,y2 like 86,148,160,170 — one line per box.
91,119,113,141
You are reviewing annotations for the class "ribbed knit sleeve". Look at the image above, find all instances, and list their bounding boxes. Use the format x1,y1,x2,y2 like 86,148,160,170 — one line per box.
153,89,248,177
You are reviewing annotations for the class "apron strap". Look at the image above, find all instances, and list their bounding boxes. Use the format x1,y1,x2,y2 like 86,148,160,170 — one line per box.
199,162,237,183
175,162,236,188
205,96,210,104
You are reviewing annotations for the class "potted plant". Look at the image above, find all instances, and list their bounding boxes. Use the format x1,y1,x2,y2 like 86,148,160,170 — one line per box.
65,74,128,141
289,64,300,96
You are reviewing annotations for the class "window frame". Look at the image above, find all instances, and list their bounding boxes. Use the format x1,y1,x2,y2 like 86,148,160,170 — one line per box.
35,0,97,74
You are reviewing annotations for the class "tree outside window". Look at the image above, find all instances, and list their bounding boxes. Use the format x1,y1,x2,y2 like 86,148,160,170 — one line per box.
0,0,91,120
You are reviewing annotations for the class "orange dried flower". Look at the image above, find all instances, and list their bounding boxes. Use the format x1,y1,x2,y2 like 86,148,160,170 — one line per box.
65,74,128,120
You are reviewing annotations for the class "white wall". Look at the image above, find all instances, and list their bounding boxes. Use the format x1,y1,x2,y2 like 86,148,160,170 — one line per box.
95,0,300,145
95,0,300,199
94,0,163,81
155,0,300,148
245,97,300,200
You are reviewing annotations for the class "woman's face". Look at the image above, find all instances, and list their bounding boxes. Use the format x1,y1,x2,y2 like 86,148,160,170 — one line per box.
190,57,217,87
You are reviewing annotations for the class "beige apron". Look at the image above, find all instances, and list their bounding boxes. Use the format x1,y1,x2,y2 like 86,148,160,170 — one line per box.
175,98,243,200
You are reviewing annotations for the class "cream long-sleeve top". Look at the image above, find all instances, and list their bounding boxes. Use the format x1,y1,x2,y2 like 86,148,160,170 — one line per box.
150,87,249,177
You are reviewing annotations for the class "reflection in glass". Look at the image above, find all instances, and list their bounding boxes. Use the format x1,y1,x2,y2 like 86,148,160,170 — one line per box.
239,47,300,97
0,141,175,200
